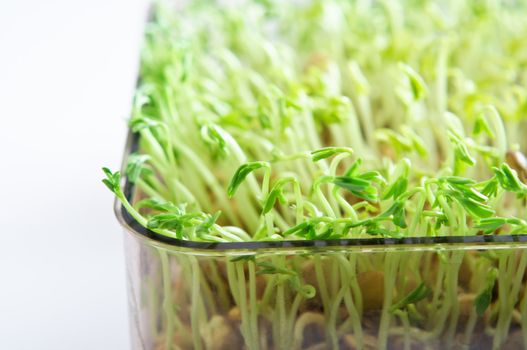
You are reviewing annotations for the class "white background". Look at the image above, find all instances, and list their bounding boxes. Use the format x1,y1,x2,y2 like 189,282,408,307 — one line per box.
0,1,148,349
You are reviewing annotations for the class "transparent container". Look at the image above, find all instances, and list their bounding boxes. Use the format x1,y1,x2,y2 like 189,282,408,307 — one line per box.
116,135,527,350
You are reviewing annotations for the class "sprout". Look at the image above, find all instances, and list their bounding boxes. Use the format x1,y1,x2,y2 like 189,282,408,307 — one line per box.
227,162,270,198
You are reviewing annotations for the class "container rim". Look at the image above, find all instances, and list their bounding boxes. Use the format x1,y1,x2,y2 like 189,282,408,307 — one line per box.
114,131,527,251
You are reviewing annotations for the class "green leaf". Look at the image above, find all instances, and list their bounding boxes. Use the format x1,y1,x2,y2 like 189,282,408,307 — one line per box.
227,162,268,197
196,211,222,235
393,209,407,228
283,221,311,237
399,64,428,101
311,147,353,162
459,197,494,218
263,178,295,214
449,131,476,166
344,159,363,177
475,217,523,234
433,214,448,230
147,211,207,239
445,176,476,186
381,201,407,228
102,167,121,194
390,283,431,312
474,268,497,316
332,176,370,191
316,225,338,240
306,224,317,240
383,177,408,200
480,179,499,198
475,217,509,233
380,201,402,217
466,187,489,203
355,219,403,237
282,218,331,238
201,124,228,158
332,176,378,201
474,288,493,317
474,113,495,138
357,171,386,184
510,225,527,234
495,164,526,193
262,187,283,214
455,144,476,166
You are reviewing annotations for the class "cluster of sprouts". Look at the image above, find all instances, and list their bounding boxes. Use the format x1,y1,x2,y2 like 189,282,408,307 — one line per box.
104,0,527,241
105,1,527,349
